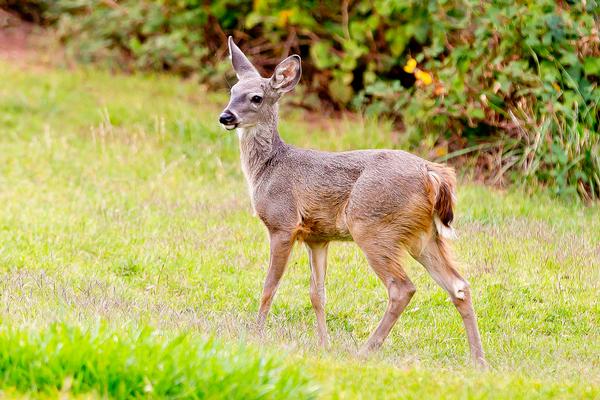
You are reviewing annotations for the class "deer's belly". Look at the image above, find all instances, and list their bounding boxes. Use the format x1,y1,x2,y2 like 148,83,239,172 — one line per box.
295,211,353,242
305,230,353,242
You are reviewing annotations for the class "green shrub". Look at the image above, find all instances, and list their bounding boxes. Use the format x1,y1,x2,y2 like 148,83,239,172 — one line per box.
0,324,317,398
380,1,600,200
3,0,599,199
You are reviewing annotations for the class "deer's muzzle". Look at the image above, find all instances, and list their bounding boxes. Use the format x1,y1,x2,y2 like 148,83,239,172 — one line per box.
219,110,238,130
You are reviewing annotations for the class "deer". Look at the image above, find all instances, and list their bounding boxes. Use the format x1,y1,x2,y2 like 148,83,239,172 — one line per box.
219,36,486,367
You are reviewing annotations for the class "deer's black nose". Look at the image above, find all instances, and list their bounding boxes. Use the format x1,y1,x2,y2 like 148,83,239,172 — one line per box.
219,111,236,125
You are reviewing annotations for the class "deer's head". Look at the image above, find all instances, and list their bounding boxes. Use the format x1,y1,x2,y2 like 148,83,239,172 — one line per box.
219,37,302,130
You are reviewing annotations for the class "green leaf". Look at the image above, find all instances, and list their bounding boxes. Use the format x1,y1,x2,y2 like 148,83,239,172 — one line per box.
329,71,354,104
310,41,339,70
583,57,600,76
467,107,485,120
539,60,560,82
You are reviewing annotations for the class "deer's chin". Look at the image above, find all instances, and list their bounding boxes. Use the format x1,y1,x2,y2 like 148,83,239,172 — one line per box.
221,123,239,130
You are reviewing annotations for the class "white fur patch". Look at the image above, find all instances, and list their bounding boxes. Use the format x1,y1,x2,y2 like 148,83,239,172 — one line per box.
434,216,457,240
424,259,467,300
428,171,441,199
237,127,246,139
453,280,467,300
237,127,258,215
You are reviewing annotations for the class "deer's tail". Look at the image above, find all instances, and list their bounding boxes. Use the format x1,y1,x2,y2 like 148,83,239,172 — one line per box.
427,163,457,240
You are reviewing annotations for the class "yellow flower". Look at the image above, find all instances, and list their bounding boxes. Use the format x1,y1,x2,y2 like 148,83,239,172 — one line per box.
415,69,433,85
434,145,448,157
552,82,561,91
277,9,294,27
403,57,417,73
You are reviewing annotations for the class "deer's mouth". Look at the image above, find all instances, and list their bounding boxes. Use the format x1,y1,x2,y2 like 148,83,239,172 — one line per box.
221,123,239,130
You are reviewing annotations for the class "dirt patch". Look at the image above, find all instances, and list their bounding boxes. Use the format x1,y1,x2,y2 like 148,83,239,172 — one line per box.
0,9,60,67
0,9,35,61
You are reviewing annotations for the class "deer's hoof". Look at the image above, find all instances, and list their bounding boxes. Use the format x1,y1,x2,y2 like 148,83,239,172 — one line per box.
319,337,330,350
357,344,376,359
474,356,489,370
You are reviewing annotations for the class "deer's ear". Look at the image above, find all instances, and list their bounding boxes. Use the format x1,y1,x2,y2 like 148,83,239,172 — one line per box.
270,55,301,93
228,36,259,79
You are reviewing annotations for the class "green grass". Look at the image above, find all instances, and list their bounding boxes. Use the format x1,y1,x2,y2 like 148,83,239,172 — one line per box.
0,61,598,399
0,324,315,399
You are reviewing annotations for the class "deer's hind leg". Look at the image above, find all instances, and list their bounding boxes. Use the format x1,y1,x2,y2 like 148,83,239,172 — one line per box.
414,236,486,367
351,230,416,355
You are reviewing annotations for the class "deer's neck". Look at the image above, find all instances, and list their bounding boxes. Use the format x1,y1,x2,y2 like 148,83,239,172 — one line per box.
237,110,286,191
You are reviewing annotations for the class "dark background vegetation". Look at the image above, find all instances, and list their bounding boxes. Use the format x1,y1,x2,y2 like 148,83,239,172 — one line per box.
3,0,599,200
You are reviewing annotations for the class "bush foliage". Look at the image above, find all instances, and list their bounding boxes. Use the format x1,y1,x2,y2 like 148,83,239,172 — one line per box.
4,0,600,199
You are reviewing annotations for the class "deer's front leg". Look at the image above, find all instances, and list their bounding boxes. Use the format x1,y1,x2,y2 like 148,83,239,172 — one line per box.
306,241,329,348
256,230,293,331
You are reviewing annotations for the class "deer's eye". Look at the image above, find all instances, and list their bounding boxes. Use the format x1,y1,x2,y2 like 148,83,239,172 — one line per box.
250,95,263,104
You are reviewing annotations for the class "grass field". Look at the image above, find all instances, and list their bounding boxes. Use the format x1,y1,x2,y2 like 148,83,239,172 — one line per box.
0,61,598,398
